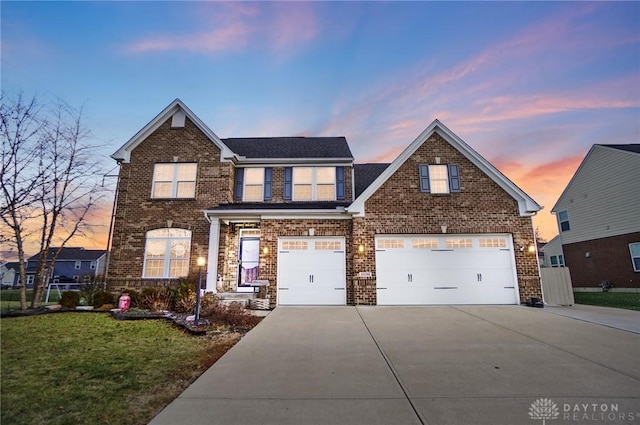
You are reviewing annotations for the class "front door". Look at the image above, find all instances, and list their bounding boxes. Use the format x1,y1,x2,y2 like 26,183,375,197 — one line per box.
238,236,260,292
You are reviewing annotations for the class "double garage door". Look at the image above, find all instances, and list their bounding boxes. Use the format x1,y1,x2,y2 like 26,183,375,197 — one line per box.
375,234,519,305
276,234,519,305
277,237,346,305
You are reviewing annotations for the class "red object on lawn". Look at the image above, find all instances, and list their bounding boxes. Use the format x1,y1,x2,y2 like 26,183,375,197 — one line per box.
118,293,131,311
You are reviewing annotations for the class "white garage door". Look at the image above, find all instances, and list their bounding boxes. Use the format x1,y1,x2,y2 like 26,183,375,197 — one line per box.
277,237,346,305
375,234,519,305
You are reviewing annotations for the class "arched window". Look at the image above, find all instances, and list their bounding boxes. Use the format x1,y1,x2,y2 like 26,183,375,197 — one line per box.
143,228,191,278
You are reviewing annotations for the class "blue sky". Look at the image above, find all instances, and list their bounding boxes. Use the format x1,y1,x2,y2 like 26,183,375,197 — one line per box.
2,1,639,245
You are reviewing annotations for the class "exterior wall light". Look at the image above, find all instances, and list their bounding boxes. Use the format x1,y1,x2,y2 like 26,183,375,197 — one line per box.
527,243,536,254
358,244,365,254
262,246,269,255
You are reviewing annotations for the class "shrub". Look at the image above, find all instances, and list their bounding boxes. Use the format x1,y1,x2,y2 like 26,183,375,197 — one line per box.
60,291,80,308
79,280,106,306
200,301,261,329
172,278,198,313
92,291,115,308
141,287,173,312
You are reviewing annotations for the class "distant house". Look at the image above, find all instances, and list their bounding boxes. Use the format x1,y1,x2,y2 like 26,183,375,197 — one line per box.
539,236,565,268
107,99,543,306
1,262,20,288
551,144,640,290
25,247,107,288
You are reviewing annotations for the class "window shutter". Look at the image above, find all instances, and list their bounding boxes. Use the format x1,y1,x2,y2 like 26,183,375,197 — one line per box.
336,167,345,200
264,168,273,201
234,168,244,201
283,167,292,200
419,165,430,193
448,164,461,193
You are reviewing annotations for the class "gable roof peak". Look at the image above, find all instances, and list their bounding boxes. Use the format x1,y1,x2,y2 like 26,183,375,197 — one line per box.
111,99,233,163
348,119,541,217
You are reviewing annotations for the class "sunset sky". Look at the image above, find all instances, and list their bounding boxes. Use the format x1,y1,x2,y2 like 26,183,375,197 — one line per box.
2,1,639,257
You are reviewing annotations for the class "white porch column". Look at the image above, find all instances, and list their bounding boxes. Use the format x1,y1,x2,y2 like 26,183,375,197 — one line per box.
206,217,220,293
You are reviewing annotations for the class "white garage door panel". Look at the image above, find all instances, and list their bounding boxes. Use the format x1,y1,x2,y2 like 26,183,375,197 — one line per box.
277,238,346,305
375,235,518,305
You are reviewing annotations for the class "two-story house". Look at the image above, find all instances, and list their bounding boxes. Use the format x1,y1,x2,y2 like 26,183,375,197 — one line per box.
551,144,640,291
25,247,107,288
108,99,542,306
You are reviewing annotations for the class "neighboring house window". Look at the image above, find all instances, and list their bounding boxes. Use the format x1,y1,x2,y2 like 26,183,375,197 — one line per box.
75,261,81,269
26,275,34,286
292,167,335,201
151,163,197,199
419,164,461,194
630,243,640,272
73,275,80,282
550,255,565,268
143,228,192,278
90,261,96,270
234,168,272,201
558,210,570,232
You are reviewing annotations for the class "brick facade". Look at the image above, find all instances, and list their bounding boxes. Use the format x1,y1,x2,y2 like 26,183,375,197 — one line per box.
351,133,541,304
108,117,231,284
563,232,640,289
108,103,542,306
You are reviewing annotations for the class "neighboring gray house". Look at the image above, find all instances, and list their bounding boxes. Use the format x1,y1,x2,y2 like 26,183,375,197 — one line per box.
539,235,564,268
551,144,640,290
1,262,19,288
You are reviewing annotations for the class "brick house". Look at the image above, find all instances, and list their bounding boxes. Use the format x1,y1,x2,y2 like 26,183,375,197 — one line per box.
108,99,542,306
550,144,640,290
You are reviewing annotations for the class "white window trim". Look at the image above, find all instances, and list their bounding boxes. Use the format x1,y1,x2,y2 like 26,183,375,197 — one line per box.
74,261,81,270
429,164,450,194
151,163,197,199
630,242,640,272
558,210,570,232
143,228,192,278
292,167,336,201
243,167,265,202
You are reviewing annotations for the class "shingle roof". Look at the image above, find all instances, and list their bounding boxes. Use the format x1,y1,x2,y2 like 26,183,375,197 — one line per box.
222,137,353,159
354,163,390,197
598,144,640,154
27,248,106,262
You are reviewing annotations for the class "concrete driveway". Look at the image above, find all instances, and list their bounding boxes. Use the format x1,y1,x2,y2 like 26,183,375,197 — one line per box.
150,306,640,425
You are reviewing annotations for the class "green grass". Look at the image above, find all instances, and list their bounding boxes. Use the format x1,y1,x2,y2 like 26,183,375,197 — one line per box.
1,313,240,425
574,291,640,311
1,289,61,312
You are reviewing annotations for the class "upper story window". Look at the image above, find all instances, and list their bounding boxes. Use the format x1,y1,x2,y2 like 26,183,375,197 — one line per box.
558,210,570,232
234,168,272,202
143,228,191,278
292,167,335,201
90,261,96,270
74,261,81,269
629,242,640,272
550,255,565,267
151,163,197,199
419,164,461,194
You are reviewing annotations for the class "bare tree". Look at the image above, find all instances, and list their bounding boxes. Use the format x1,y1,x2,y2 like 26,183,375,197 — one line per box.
1,92,107,309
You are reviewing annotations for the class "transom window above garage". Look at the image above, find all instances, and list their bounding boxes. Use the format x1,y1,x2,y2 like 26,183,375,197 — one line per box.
377,239,405,249
315,240,342,250
411,238,439,249
479,238,507,248
282,241,308,250
445,238,473,248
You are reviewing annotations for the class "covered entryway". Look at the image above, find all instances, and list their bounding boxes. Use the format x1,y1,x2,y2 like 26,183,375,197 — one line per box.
375,234,519,305
277,237,346,305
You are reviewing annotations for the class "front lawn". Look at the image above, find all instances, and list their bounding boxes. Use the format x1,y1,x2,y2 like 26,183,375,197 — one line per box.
1,313,243,425
573,291,640,311
1,289,60,312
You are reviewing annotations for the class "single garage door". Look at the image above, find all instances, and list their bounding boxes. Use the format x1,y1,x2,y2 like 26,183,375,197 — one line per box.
375,234,519,305
277,237,346,305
